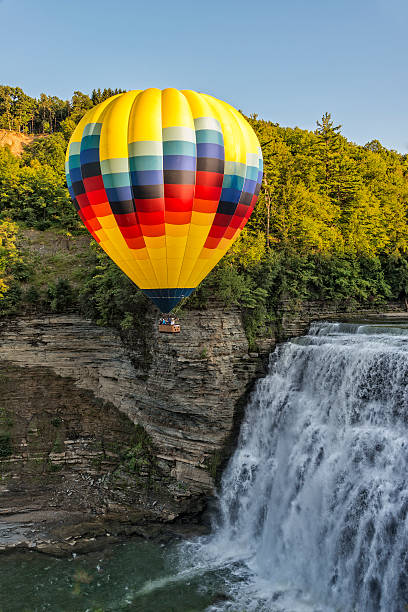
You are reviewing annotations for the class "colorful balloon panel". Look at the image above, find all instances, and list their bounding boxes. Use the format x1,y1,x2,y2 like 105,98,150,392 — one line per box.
65,89,263,312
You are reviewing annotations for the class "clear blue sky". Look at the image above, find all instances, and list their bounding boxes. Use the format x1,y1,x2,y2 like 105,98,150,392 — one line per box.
1,0,407,152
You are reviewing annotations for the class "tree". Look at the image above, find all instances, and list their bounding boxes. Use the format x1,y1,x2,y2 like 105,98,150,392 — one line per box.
22,132,67,176
0,86,13,130
70,91,93,123
91,87,126,105
315,112,343,192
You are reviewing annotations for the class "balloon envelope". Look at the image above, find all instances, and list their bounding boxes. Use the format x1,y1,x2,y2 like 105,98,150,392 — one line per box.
65,89,263,312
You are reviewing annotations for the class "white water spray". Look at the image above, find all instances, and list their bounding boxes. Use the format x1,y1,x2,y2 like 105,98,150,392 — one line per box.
184,322,408,611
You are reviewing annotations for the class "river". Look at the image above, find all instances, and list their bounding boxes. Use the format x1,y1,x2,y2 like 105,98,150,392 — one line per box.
1,321,407,611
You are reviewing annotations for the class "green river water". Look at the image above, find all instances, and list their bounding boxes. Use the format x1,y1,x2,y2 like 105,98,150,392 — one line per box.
0,540,230,612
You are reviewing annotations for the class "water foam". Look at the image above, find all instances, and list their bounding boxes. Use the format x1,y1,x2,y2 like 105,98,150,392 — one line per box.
181,321,408,611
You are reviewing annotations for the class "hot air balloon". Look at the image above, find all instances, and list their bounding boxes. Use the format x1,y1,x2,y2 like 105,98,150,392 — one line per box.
65,88,263,316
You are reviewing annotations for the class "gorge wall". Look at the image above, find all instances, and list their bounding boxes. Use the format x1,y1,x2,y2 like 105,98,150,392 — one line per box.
0,300,405,527
0,308,270,525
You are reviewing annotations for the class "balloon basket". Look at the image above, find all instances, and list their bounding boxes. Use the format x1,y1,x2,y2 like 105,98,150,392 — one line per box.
158,323,181,333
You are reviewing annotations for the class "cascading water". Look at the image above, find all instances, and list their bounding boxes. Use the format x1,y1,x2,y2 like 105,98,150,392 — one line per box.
181,321,408,612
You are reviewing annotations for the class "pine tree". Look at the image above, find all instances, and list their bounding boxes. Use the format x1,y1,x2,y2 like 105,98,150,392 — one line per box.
315,112,343,193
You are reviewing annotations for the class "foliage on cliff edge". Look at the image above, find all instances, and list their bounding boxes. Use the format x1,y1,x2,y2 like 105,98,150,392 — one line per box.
0,220,21,299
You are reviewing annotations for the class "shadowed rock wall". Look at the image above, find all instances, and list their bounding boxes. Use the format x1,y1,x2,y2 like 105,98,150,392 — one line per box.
0,309,270,521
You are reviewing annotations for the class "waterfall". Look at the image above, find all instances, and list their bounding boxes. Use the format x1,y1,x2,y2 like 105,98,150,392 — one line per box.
182,321,408,611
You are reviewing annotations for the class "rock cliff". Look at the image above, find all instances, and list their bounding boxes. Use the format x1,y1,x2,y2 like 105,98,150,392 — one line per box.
0,308,271,530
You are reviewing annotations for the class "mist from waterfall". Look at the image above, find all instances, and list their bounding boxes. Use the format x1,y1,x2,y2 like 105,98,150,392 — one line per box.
181,321,408,611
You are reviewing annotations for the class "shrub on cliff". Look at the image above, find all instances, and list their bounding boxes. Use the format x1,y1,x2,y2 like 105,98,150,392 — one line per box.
79,244,149,328
47,278,75,312
0,433,12,458
0,220,21,300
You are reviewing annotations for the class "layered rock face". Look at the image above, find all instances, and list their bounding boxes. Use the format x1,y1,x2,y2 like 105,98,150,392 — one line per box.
0,301,405,526
0,309,270,521
280,299,406,337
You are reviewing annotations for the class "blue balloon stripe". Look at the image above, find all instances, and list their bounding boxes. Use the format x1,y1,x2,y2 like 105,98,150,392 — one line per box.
219,186,243,204
196,142,224,160
130,169,163,186
163,155,196,171
105,185,133,203
242,177,258,196
80,147,100,165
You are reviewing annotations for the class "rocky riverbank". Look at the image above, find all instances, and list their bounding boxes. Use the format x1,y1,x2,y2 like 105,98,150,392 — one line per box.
0,508,209,557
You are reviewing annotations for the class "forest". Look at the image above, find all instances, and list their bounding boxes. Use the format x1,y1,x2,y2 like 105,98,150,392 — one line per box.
1,84,408,346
